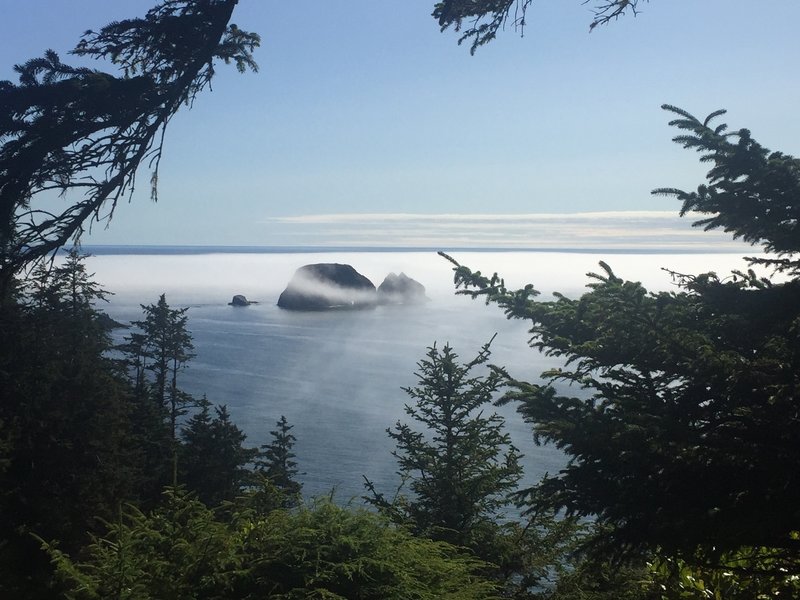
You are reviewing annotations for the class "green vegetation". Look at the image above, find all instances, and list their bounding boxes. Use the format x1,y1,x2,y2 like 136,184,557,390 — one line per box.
181,398,258,507
0,250,145,597
443,106,800,592
0,251,257,597
45,490,498,600
131,294,196,486
366,340,522,545
2,0,798,598
256,415,303,505
0,0,259,290
4,118,798,596
364,340,536,593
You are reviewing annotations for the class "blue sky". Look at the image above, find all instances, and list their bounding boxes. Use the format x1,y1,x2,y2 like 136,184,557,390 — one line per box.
1,1,798,247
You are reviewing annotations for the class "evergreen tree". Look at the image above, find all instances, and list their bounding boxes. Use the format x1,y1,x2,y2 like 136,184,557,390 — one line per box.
0,1,259,289
653,104,800,275
0,1,259,596
442,107,800,566
181,398,258,506
129,293,196,486
28,249,110,312
25,250,113,364
366,340,522,549
0,252,145,598
256,415,302,506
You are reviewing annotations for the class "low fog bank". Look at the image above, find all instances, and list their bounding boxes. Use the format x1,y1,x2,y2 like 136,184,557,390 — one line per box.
84,250,762,307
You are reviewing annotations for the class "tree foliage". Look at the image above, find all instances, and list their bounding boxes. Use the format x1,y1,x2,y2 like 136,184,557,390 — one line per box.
648,544,800,600
0,251,147,598
654,104,800,275
547,556,659,600
128,293,195,486
0,0,259,288
366,340,523,550
45,490,500,600
27,248,111,315
363,341,542,598
127,295,262,503
181,398,258,506
441,107,800,563
256,415,302,505
433,0,650,53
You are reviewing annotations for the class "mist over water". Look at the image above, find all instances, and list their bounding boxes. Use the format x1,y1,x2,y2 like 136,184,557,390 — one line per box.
85,249,756,500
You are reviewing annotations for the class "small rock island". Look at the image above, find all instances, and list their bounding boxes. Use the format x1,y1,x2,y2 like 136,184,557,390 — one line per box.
229,294,255,306
277,264,377,311
377,272,427,305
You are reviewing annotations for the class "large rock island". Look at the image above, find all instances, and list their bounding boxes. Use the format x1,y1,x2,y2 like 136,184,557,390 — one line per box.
277,263,378,311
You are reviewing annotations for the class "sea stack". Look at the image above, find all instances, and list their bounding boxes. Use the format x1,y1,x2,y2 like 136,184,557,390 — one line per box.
377,272,427,305
229,294,253,306
277,263,377,310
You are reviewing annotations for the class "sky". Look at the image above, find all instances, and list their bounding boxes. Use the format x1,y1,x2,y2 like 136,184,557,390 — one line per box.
1,0,798,248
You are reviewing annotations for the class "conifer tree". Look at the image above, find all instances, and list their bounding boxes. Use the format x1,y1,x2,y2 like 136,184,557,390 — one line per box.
442,106,800,565
26,249,112,365
0,1,259,290
366,340,522,549
256,415,302,506
28,249,110,313
129,294,195,486
0,252,144,598
181,398,257,506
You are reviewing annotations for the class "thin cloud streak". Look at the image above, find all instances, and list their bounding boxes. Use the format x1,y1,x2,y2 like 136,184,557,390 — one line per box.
265,211,682,224
259,212,752,250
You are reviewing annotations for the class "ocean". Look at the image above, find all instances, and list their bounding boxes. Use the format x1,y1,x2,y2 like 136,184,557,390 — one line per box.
80,247,755,501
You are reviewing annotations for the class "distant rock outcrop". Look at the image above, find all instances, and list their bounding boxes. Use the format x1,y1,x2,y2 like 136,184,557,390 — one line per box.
277,264,377,311
377,272,427,305
97,312,128,330
229,294,254,306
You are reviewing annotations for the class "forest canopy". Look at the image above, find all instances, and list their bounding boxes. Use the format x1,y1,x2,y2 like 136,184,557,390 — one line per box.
1,0,798,598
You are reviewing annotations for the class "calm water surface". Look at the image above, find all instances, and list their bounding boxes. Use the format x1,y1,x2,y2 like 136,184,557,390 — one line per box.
84,249,753,499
